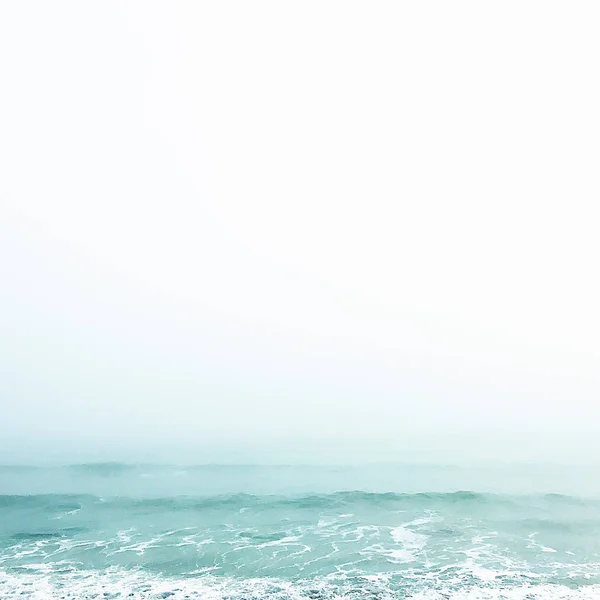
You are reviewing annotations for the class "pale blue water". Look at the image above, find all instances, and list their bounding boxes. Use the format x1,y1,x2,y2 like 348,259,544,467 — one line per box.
1,463,600,599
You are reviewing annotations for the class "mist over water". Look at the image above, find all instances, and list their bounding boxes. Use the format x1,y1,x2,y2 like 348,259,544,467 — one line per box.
2,0,600,598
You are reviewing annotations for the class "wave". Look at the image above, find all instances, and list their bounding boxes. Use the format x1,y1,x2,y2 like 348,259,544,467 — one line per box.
0,462,161,475
1,489,597,511
1,568,599,600
9,527,87,541
0,465,43,473
0,490,503,510
0,494,91,509
66,462,142,476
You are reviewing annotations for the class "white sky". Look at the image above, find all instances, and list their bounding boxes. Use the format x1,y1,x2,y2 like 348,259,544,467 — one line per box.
1,1,599,463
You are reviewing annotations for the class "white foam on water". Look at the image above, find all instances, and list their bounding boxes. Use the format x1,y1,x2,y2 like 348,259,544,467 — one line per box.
408,586,600,599
391,526,427,548
388,548,417,562
256,535,301,549
49,506,81,519
1,568,600,600
175,534,214,549
389,520,428,562
4,545,42,560
527,533,559,554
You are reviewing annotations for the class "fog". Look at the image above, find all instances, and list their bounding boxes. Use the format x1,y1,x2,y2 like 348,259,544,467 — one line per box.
1,1,599,465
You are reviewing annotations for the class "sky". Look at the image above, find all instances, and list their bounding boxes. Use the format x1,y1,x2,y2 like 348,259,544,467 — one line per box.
1,1,599,465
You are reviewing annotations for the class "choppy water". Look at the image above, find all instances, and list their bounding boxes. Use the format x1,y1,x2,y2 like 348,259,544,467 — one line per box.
2,463,600,599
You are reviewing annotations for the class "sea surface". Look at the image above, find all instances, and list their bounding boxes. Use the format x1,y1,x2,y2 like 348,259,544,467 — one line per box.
1,463,600,599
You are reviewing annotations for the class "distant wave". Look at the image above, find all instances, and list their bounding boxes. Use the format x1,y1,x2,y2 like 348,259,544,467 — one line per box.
0,494,88,509
1,490,597,511
0,465,45,473
66,462,141,476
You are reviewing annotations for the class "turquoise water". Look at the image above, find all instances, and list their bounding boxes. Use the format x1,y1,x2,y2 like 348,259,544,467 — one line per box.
1,464,600,599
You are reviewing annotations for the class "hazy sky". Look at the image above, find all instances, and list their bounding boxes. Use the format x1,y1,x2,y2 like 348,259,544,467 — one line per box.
1,2,599,464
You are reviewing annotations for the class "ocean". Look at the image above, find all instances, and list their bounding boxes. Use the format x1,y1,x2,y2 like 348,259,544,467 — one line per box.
1,463,600,599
